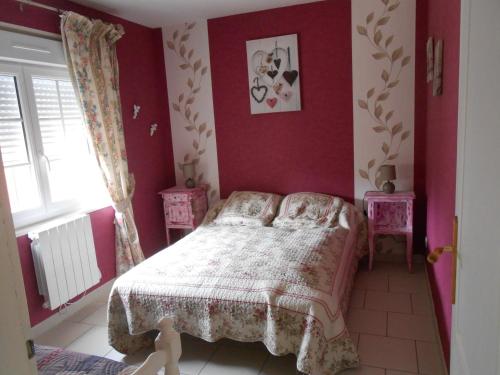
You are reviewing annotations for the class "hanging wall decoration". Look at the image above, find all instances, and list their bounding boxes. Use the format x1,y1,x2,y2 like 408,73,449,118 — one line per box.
432,39,443,96
426,37,434,83
246,34,301,114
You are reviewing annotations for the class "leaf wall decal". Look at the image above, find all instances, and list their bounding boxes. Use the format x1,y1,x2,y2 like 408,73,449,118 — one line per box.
359,169,369,179
377,16,390,26
382,142,389,154
391,47,403,61
377,92,390,101
388,153,399,160
358,100,368,109
193,59,202,72
373,52,386,60
388,80,399,88
388,2,400,12
391,122,403,135
168,23,217,201
355,2,412,192
357,25,368,35
385,35,394,47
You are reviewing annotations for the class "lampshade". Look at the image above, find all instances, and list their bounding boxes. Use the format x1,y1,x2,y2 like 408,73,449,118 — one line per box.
181,162,195,180
379,164,396,181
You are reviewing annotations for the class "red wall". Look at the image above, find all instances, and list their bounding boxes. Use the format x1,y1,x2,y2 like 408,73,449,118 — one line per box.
418,0,461,364
1,0,175,326
208,0,354,200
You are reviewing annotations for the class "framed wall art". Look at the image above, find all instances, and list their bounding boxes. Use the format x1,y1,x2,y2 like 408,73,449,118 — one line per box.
246,34,301,114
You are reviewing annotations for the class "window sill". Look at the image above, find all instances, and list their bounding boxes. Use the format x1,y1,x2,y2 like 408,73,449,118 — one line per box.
15,203,113,238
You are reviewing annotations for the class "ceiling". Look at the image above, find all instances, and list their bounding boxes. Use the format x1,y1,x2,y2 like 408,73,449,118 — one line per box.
70,0,322,28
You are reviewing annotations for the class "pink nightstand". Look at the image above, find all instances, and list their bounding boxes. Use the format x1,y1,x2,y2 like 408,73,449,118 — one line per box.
159,186,208,245
364,191,416,272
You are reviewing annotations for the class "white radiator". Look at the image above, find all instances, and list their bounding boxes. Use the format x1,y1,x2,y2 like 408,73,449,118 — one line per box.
29,214,101,310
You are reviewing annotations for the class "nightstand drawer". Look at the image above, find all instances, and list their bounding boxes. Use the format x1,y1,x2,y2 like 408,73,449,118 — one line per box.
166,193,190,203
166,204,191,225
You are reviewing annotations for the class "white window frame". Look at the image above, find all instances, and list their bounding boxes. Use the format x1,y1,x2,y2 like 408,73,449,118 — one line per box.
0,61,109,229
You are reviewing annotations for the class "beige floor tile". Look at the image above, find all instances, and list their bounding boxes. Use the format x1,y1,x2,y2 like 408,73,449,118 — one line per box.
106,346,156,366
66,303,103,323
365,291,412,313
200,344,268,375
81,304,108,326
374,261,425,276
354,271,389,291
389,274,427,294
179,335,218,375
66,326,112,356
411,293,433,315
340,365,385,374
358,334,417,373
35,320,93,348
260,354,301,375
350,290,366,309
347,309,387,336
387,313,436,342
416,341,446,374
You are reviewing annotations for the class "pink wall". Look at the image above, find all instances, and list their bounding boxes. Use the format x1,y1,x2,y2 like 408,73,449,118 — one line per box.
1,0,175,326
418,0,461,365
207,1,354,200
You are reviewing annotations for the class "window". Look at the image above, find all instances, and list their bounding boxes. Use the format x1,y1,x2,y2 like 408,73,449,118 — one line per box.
0,62,109,229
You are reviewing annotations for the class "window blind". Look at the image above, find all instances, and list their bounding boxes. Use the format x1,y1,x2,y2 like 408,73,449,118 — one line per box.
0,75,29,167
32,77,86,161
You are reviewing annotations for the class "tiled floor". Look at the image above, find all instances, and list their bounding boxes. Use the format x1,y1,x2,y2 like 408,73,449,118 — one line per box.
34,261,446,375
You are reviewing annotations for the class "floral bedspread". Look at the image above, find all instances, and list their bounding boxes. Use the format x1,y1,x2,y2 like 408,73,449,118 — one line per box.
108,204,366,375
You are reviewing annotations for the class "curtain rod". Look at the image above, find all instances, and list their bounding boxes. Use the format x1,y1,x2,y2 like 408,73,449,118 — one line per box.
16,0,64,14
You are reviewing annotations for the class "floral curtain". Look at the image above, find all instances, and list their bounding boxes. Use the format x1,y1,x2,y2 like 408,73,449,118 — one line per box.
61,12,144,275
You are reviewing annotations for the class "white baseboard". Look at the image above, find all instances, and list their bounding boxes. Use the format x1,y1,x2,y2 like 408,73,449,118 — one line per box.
30,278,115,338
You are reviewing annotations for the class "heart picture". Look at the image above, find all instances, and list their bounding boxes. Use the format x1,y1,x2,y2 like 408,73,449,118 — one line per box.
267,70,278,80
251,84,268,104
283,70,299,86
246,34,301,114
266,97,278,108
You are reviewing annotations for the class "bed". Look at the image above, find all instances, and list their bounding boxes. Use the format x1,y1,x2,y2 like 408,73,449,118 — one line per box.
108,192,367,375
